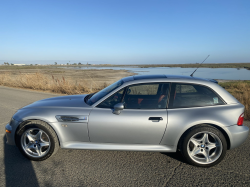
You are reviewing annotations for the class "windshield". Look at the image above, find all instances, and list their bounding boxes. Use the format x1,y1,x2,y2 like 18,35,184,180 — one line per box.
87,80,124,105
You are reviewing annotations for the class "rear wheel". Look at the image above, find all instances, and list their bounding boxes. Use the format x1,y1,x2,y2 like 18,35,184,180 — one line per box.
180,125,227,167
16,120,59,161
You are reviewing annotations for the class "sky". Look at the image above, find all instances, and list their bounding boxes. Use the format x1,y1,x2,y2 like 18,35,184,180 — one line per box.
0,0,250,65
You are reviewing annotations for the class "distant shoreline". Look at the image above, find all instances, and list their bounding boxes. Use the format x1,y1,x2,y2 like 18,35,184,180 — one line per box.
62,62,250,70
1,62,250,70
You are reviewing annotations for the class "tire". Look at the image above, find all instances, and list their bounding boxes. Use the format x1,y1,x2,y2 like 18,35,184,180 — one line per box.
16,120,59,161
180,124,227,167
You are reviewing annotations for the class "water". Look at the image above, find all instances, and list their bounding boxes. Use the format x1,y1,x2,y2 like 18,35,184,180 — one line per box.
66,66,250,80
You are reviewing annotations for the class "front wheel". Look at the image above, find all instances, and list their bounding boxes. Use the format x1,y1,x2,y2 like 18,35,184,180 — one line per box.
180,125,227,167
16,120,59,161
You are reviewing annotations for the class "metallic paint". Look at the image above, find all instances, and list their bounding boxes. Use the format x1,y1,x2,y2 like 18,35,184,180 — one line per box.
5,75,249,153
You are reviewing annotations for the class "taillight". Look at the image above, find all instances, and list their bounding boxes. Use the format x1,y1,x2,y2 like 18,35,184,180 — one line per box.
237,113,244,126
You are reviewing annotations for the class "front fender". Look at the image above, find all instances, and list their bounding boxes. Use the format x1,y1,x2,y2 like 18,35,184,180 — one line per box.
12,107,92,147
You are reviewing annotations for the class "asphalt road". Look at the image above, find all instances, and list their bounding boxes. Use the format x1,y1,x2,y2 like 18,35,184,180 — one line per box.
0,86,250,186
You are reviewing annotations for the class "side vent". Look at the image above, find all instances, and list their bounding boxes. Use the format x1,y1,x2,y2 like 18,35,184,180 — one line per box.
55,115,88,123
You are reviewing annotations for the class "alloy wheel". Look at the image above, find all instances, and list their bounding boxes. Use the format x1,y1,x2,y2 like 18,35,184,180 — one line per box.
187,131,223,164
21,128,51,158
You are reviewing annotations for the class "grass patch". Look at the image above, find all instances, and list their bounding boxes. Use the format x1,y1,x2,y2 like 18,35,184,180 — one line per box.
0,72,104,95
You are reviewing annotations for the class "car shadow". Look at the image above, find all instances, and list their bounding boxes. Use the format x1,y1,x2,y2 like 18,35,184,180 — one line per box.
3,136,39,186
161,151,188,164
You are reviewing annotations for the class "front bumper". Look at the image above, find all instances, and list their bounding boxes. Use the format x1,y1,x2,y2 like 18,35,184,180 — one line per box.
224,125,249,149
5,118,20,146
5,123,16,145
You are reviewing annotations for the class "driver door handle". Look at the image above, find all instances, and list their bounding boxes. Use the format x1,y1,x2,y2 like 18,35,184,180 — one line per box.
149,117,163,121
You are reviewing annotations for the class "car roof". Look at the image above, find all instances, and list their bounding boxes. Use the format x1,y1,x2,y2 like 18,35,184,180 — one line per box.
122,74,218,83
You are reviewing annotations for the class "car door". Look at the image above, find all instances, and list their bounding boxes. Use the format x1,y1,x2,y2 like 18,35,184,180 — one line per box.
88,82,170,144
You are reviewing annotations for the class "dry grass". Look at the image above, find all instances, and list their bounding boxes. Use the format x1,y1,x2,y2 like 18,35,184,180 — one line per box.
219,81,250,120
0,72,104,95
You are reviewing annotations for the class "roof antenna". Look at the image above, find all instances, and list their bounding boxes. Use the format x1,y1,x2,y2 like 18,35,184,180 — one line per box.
190,55,210,77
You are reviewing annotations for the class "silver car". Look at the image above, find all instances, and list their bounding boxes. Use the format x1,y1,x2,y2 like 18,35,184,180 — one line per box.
5,75,249,167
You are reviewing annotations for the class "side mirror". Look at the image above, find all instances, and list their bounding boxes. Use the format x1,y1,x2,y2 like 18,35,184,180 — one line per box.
113,103,124,115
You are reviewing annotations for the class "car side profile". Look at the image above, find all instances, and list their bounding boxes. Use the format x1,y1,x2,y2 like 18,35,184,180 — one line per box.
5,75,249,167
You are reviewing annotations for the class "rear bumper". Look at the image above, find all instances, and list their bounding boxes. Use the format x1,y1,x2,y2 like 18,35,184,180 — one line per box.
224,125,249,149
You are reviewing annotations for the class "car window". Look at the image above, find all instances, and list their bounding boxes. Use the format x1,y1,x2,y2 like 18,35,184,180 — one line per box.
87,80,123,105
172,83,224,108
128,84,159,95
123,83,170,109
176,84,197,93
97,88,125,108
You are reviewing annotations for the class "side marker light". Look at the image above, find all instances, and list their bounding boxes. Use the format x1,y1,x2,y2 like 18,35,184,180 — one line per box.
6,130,11,133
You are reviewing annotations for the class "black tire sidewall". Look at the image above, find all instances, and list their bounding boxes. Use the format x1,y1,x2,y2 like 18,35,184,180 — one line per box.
16,123,56,161
180,125,227,167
